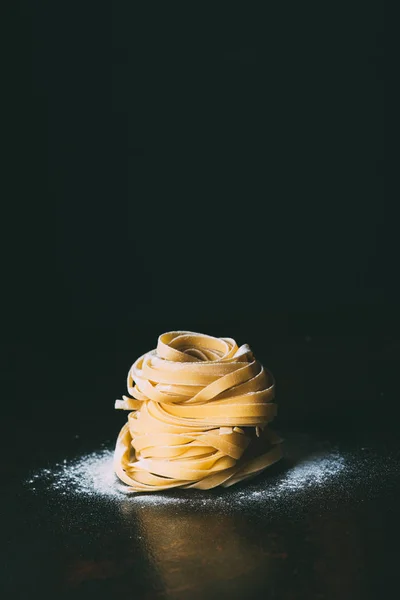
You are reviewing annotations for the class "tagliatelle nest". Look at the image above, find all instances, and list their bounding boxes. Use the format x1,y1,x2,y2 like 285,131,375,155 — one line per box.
114,331,283,491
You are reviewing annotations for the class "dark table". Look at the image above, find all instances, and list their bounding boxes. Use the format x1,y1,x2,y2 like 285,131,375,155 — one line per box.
2,429,399,600
1,314,399,599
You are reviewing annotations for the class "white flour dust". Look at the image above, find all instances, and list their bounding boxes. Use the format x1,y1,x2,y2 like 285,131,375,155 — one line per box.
26,447,347,506
28,450,126,499
248,453,345,500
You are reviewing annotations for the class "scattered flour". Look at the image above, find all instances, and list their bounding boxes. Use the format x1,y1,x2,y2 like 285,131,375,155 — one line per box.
28,450,126,499
257,453,346,496
26,447,347,506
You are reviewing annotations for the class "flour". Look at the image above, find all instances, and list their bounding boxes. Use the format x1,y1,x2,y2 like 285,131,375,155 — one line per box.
257,453,346,496
26,446,347,507
28,449,126,499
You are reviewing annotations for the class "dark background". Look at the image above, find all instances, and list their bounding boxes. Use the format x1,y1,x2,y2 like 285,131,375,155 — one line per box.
3,6,399,600
3,2,390,451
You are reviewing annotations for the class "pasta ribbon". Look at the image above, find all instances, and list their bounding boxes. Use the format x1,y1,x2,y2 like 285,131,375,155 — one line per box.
114,331,282,491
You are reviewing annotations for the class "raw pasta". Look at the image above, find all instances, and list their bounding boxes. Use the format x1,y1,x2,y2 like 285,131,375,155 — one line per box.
114,331,282,491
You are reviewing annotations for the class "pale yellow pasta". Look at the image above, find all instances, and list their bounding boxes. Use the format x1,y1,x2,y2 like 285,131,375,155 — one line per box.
114,331,282,491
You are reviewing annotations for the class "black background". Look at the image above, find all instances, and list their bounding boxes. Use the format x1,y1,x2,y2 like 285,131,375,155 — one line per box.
3,2,390,451
3,5,400,600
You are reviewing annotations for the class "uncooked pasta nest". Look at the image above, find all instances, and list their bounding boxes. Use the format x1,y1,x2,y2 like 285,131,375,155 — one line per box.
114,331,283,491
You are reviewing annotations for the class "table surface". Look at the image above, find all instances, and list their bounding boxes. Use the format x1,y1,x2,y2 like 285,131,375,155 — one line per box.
2,428,399,600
